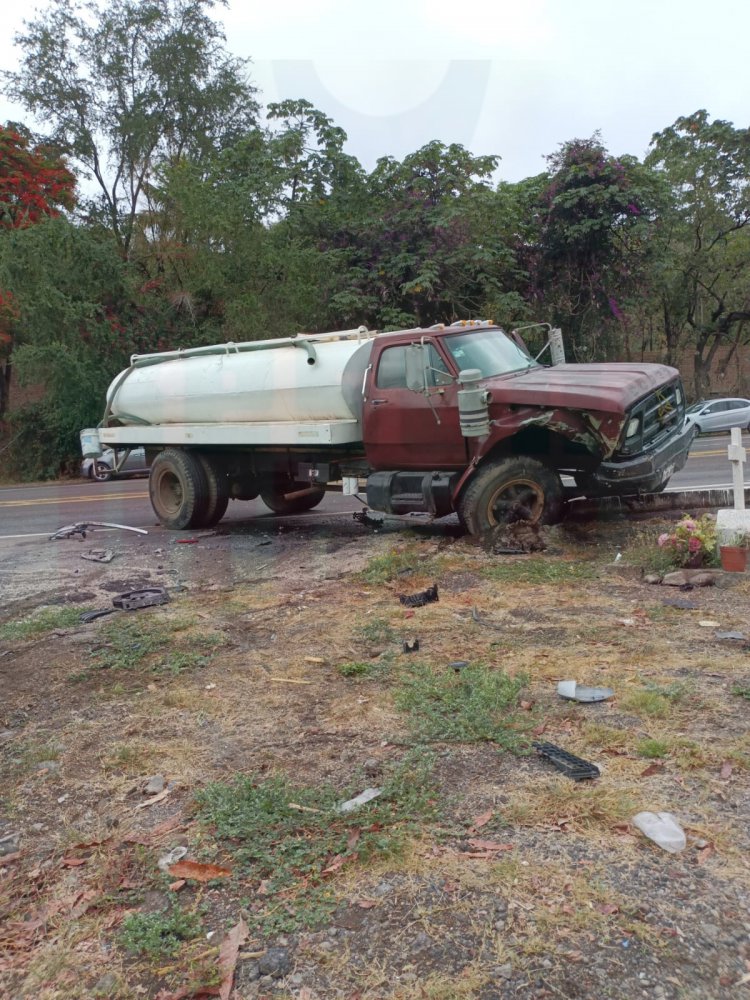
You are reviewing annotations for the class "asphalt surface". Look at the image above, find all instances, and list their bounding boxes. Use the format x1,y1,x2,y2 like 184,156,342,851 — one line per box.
0,432,745,545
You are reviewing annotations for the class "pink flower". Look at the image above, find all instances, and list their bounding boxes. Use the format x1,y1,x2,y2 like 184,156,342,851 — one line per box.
688,536,702,553
681,519,697,532
657,533,670,547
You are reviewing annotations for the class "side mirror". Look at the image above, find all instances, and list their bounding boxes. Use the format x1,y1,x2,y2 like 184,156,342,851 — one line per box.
405,343,429,393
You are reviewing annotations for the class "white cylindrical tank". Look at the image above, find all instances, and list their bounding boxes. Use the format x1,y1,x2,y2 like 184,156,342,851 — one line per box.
107,333,375,427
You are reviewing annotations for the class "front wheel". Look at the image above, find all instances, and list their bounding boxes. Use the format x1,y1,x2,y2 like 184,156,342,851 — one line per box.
458,457,563,536
149,449,209,530
92,461,112,482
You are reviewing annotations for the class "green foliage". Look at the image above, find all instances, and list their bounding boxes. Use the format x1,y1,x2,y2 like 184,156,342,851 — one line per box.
337,660,375,678
195,752,435,933
120,904,203,957
732,683,750,701
0,605,85,641
637,738,669,759
360,547,433,584
395,661,527,747
483,558,597,585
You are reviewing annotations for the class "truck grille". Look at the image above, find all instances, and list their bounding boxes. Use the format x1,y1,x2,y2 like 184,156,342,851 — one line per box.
619,379,685,456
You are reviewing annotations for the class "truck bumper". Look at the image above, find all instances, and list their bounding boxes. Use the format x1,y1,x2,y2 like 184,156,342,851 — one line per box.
592,421,694,494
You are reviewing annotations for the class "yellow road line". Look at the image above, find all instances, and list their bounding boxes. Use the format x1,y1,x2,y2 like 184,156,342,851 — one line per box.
0,492,149,508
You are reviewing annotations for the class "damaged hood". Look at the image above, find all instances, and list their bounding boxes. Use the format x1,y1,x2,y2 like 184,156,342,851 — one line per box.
487,363,680,415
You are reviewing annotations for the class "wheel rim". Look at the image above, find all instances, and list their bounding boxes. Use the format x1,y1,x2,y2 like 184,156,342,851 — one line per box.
155,468,184,516
93,462,110,481
486,477,545,525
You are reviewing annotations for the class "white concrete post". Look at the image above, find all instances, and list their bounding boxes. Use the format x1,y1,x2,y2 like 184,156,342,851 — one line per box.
728,426,746,511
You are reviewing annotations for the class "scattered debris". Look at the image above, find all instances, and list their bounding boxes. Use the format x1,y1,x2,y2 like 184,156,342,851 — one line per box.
0,832,20,856
269,677,313,685
398,584,439,608
557,680,614,703
49,521,148,540
167,859,232,881
402,638,420,653
134,787,171,810
715,630,746,641
79,608,118,624
176,538,200,545
143,774,166,796
219,917,249,1000
449,660,469,674
532,742,600,781
632,811,686,853
336,787,382,813
304,656,327,664
661,597,698,609
698,620,721,628
113,587,170,610
471,606,504,630
157,846,188,872
81,548,116,563
353,508,382,529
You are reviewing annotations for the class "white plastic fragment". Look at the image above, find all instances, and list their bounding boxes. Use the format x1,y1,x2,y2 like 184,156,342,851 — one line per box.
157,846,188,872
557,681,614,703
632,811,686,853
336,787,382,814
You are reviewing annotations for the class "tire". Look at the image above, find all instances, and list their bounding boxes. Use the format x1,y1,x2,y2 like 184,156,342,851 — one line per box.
194,454,229,528
149,448,210,530
458,457,563,536
260,480,326,515
92,461,112,482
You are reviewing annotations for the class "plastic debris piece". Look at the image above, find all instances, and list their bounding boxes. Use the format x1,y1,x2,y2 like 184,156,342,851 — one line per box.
80,608,118,624
449,660,469,674
532,742,600,781
398,584,438,608
471,607,504,630
81,548,115,563
716,630,746,641
402,639,420,653
557,681,614,703
158,846,187,872
49,521,148,540
632,811,686,853
336,788,382,814
112,587,170,611
698,620,721,628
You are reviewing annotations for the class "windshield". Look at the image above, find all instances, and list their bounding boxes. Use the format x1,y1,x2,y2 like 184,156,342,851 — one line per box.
686,401,706,413
443,329,539,378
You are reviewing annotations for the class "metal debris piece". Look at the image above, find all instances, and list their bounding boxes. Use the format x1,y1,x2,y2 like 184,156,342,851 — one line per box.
112,587,170,611
81,548,115,563
336,788,382,813
398,584,439,608
450,660,469,674
80,608,118,624
532,742,600,781
402,639,420,653
353,508,382,529
716,631,747,641
50,521,148,541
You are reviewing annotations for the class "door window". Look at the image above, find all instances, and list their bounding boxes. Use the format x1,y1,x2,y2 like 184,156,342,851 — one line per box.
376,344,452,389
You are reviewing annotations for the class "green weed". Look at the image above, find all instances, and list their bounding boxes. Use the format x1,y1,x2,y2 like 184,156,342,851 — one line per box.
0,606,87,641
636,738,669,759
337,660,375,678
356,617,397,644
119,904,203,958
483,558,597,585
394,661,527,748
158,651,211,675
620,689,669,718
732,683,750,700
195,751,435,935
361,547,436,585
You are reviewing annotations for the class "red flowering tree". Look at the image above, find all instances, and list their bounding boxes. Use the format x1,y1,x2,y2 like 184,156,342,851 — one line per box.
0,126,76,414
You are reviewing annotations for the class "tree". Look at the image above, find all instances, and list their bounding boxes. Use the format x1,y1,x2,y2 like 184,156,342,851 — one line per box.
646,111,750,397
527,136,664,361
4,0,258,256
0,125,76,414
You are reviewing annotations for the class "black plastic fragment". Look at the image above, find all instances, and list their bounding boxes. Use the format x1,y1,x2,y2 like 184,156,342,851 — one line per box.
112,587,170,611
532,741,600,781
402,639,420,653
399,584,439,608
80,608,118,624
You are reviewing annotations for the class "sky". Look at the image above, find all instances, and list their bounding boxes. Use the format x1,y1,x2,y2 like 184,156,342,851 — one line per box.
1,0,748,182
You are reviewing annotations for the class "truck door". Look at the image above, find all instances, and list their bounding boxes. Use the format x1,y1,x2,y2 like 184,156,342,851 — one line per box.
363,341,468,470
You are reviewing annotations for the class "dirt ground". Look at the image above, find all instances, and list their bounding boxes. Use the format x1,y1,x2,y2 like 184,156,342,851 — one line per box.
1,512,750,999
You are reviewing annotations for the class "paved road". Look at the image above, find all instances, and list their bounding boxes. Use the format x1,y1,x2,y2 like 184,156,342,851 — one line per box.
0,431,745,543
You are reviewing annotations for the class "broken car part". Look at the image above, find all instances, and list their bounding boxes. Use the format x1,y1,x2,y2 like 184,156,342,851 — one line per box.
398,584,439,608
80,608,118,624
336,788,382,813
532,742,600,781
112,588,170,611
557,681,614,703
81,549,115,563
50,521,148,541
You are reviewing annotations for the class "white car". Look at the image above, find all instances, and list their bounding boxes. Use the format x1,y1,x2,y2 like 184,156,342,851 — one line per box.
81,447,149,482
684,398,750,435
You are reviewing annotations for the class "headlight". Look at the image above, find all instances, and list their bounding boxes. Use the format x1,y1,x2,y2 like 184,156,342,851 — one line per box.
626,417,640,438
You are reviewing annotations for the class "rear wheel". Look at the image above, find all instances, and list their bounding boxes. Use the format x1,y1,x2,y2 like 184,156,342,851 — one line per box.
194,455,229,527
260,479,326,515
459,457,563,536
149,448,209,530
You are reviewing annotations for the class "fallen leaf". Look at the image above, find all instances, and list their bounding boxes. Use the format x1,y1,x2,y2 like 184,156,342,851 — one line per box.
134,787,171,810
219,916,248,1000
167,860,231,882
519,699,534,711
640,763,665,777
322,853,352,875
168,879,186,891
595,902,619,915
720,761,733,780
355,899,378,909
346,828,361,851
466,839,513,852
469,808,493,831
61,857,86,867
403,610,415,619
531,723,547,737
